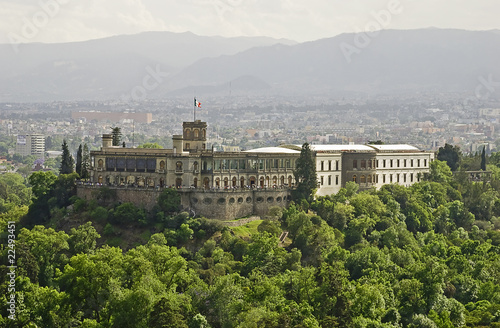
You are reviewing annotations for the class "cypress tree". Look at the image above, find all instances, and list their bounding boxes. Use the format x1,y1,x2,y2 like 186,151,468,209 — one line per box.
75,144,82,177
111,127,121,146
82,143,90,180
481,146,486,171
60,140,74,174
293,142,317,202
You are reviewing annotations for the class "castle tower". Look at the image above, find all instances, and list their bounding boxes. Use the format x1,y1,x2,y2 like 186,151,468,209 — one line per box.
182,120,207,152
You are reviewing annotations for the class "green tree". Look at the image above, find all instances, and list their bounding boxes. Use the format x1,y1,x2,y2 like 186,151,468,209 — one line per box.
76,144,83,177
82,143,90,180
112,127,122,146
427,160,453,184
293,143,317,202
437,143,461,171
28,171,57,200
481,146,486,171
158,188,181,214
68,222,101,255
60,139,74,174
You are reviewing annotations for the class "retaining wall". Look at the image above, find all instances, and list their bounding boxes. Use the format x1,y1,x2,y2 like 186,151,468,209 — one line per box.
76,186,291,220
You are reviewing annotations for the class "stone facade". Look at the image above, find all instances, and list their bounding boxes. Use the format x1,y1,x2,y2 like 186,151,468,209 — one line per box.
83,120,435,219
76,185,291,220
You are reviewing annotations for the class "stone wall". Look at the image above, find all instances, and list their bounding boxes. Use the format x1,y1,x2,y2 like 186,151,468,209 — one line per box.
76,186,291,220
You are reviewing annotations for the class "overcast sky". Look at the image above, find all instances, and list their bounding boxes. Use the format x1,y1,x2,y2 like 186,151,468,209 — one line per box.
1,0,499,44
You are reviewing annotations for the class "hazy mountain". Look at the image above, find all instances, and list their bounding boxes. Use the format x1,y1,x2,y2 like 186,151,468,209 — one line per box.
1,29,499,101
0,31,295,101
166,29,500,97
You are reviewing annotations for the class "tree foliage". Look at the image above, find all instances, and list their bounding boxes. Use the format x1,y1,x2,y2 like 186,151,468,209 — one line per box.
293,143,317,202
437,143,462,171
60,139,74,175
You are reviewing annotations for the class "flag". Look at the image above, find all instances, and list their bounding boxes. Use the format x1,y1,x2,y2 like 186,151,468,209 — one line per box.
194,98,201,108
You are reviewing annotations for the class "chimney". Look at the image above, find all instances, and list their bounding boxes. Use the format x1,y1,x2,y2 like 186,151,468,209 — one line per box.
172,135,183,155
102,134,113,148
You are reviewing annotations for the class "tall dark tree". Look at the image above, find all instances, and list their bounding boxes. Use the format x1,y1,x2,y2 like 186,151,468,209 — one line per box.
60,139,74,174
75,144,83,177
81,143,90,180
481,146,487,171
111,127,122,146
293,142,317,201
437,143,461,171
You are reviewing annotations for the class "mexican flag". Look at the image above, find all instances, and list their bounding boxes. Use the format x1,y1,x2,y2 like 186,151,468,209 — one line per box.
194,98,201,108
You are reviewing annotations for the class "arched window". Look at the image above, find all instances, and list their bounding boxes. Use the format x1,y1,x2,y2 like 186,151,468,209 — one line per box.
360,175,366,183
160,160,165,170
240,177,245,188
193,162,199,171
194,129,199,138
194,178,198,188
176,161,183,171
176,178,182,188
353,175,357,183
367,175,372,183
203,177,210,189
224,177,229,187
232,177,237,187
202,129,206,138
98,159,104,168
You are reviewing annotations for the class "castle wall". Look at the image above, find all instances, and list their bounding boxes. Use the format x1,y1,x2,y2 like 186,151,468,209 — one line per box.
76,186,291,220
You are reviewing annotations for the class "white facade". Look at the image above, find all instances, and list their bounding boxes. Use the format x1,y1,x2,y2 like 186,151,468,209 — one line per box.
15,134,45,157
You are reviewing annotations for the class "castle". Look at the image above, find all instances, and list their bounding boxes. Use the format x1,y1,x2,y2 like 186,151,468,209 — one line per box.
76,120,434,220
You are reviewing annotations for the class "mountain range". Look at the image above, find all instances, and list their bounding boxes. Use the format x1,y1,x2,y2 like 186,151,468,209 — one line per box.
1,29,499,102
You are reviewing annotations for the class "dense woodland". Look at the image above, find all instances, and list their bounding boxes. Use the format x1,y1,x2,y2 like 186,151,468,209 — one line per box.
1,145,500,327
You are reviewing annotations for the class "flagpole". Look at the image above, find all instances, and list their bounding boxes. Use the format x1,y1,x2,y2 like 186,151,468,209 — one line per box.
194,97,196,122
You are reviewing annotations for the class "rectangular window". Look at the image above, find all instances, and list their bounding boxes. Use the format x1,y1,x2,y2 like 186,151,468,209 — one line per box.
397,174,400,183
329,160,332,171
397,159,400,167
383,159,386,168
383,174,386,183
390,174,393,183
411,159,414,167
361,160,366,169
353,160,357,169
403,174,407,183
368,160,372,169
390,159,393,168
410,173,414,182
336,160,339,171
328,175,331,185
404,159,407,167
321,176,324,185
424,159,427,167
321,161,324,171
336,175,339,185
417,159,421,167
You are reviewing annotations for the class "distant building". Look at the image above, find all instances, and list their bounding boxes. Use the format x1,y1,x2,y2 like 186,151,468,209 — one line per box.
15,134,45,157
71,111,153,124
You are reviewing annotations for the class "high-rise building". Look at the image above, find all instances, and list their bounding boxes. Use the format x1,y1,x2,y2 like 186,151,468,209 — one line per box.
15,134,45,157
